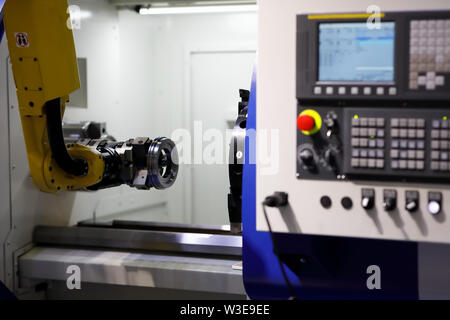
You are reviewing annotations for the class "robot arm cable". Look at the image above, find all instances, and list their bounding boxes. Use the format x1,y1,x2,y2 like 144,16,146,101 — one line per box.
45,98,87,176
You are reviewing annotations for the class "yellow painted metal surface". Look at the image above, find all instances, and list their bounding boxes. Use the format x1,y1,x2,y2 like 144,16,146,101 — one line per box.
3,0,104,193
307,13,385,20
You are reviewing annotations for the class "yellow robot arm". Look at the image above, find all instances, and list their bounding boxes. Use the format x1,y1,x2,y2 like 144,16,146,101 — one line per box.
3,0,178,193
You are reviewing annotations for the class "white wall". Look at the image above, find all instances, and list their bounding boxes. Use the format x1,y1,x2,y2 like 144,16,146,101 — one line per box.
116,9,257,224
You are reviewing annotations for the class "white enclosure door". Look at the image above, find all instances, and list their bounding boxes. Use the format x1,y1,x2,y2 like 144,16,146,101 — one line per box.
189,49,255,225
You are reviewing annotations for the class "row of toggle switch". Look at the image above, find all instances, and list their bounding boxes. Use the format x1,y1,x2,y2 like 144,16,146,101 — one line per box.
361,189,442,215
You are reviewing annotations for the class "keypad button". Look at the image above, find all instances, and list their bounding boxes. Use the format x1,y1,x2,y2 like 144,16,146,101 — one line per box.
359,138,369,147
441,141,449,150
416,129,425,139
441,152,449,161
352,128,360,137
360,159,368,168
400,140,408,149
432,151,440,160
408,129,416,138
432,120,441,128
408,150,416,159
360,118,368,127
368,118,377,127
400,151,408,159
407,119,417,128
352,118,360,127
314,87,322,95
368,159,376,168
392,140,399,148
376,139,384,148
391,149,399,159
399,118,408,128
408,140,416,149
360,149,368,158
391,118,399,128
352,138,360,147
376,159,384,169
377,129,385,137
360,128,368,137
431,161,440,171
352,149,360,158
388,87,397,95
391,160,399,170
432,140,440,149
399,129,408,138
440,162,448,171
376,150,385,159
368,150,376,158
432,130,440,139
417,119,425,128
408,160,416,170
376,87,385,95
399,160,407,169
376,118,385,127
369,139,376,148
416,150,425,159
391,129,399,138
417,140,425,149
351,158,359,168
440,130,449,139
368,128,376,136
416,161,425,171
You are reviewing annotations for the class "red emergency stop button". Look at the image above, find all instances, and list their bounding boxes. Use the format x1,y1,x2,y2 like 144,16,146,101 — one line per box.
297,109,322,135
297,114,315,131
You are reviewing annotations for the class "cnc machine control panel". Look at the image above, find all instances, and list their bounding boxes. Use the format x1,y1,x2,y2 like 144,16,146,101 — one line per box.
295,11,450,242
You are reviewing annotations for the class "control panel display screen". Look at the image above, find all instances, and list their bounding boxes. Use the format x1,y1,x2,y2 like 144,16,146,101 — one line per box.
318,22,395,82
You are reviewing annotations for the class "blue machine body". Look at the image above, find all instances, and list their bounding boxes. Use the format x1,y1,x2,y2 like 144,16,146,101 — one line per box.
0,0,5,43
242,70,419,300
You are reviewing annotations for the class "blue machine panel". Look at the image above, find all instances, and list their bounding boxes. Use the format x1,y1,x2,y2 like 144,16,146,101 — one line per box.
0,0,5,43
242,69,419,300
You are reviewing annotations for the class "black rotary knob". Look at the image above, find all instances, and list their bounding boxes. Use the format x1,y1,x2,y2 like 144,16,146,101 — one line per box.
299,148,315,168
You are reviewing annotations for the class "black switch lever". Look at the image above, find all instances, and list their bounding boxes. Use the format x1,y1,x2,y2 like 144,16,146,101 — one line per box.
361,188,375,210
405,191,419,213
383,189,397,212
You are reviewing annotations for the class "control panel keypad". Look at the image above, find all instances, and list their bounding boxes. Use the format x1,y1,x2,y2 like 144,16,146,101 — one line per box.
409,19,450,90
351,117,386,169
430,118,450,171
390,118,426,171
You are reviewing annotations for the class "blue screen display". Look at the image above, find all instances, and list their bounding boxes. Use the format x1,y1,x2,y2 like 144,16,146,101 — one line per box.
318,22,395,82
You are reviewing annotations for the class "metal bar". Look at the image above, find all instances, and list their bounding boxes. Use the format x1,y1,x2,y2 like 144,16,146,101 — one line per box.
78,219,235,236
20,247,245,295
109,0,256,7
33,226,242,257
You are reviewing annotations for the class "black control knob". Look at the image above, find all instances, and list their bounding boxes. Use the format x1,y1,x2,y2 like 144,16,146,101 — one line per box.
383,189,397,212
325,111,338,138
361,188,375,210
428,192,442,215
324,148,337,169
405,191,419,213
299,148,315,169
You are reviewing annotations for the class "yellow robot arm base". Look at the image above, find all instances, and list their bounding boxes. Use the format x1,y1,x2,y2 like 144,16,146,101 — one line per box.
3,0,104,193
